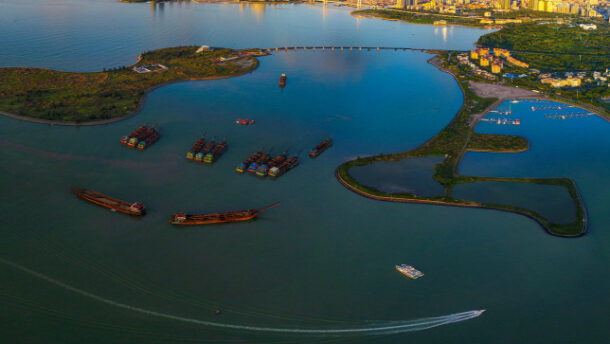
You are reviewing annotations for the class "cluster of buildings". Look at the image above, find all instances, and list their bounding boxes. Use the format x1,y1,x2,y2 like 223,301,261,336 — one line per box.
455,47,533,80
132,64,168,74
539,70,610,87
470,48,529,71
392,0,609,20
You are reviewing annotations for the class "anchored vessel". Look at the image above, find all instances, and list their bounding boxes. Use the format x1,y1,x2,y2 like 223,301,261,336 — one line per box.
256,154,287,177
72,188,145,216
279,73,287,87
196,139,216,162
121,125,147,145
309,138,332,158
186,136,206,160
170,202,281,225
395,264,424,279
269,156,298,178
236,151,263,173
248,153,270,174
203,140,228,164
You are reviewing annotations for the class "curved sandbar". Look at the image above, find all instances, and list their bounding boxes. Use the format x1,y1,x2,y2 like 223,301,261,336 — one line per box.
336,53,588,237
0,47,265,125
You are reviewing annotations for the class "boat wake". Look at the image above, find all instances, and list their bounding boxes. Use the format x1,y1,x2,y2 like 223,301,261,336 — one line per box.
0,257,484,336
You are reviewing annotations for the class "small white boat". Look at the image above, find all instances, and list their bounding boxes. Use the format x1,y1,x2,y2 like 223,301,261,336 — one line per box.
395,264,424,279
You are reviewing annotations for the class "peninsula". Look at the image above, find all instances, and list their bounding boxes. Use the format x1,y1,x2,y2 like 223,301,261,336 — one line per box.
0,47,264,124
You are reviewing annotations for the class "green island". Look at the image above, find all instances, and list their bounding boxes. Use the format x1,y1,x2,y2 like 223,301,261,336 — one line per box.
0,46,263,124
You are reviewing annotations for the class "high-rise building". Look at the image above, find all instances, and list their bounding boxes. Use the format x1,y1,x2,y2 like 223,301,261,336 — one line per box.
395,0,406,9
501,0,511,9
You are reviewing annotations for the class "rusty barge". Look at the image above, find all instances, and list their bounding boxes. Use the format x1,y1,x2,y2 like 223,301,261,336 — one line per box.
72,188,145,216
170,202,281,225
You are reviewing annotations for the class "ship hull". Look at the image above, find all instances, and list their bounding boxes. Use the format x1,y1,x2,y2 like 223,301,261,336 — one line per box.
73,189,145,216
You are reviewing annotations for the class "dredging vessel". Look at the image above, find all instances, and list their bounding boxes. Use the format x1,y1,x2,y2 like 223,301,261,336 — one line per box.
247,154,270,174
203,140,228,164
279,73,287,87
309,138,332,158
236,151,262,173
137,128,160,150
195,139,216,162
121,125,147,145
256,154,286,177
268,156,298,178
72,188,145,216
186,136,206,160
170,202,281,225
395,264,424,279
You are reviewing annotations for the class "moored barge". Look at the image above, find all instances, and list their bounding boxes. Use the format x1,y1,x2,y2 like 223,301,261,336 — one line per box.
309,138,332,158
186,136,206,160
72,188,145,216
236,151,263,173
203,140,228,164
170,202,280,225
279,73,287,87
269,156,298,178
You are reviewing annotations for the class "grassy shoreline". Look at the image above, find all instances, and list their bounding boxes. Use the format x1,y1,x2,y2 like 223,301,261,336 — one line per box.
0,47,263,125
336,54,588,237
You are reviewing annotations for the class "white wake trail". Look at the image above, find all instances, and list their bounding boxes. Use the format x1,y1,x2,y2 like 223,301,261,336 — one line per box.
0,257,484,335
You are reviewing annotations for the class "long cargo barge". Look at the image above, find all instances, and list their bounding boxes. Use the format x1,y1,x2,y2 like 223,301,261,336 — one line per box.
72,188,145,216
203,140,228,164
309,138,332,158
170,202,280,225
186,136,206,160
269,156,298,178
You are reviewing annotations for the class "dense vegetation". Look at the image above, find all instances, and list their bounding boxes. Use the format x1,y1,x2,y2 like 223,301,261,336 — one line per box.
478,23,610,71
337,54,587,237
467,133,529,152
0,47,259,123
352,9,485,27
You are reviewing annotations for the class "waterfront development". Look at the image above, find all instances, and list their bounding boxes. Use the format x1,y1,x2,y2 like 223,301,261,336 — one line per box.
0,1,609,343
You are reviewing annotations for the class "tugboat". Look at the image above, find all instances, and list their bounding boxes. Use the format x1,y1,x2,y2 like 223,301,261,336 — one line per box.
236,151,262,173
72,188,145,216
268,156,298,178
279,73,287,87
395,264,424,279
170,202,280,225
309,138,332,158
186,136,206,160
203,140,228,164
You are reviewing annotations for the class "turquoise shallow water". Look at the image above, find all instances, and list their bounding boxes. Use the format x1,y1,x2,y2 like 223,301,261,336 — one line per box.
1,2,609,344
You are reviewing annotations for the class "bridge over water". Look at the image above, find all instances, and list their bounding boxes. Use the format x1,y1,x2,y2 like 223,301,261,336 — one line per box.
263,46,456,53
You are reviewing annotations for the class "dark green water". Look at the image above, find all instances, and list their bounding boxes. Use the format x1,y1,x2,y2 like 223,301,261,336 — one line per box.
452,181,576,224
348,157,445,197
1,2,609,343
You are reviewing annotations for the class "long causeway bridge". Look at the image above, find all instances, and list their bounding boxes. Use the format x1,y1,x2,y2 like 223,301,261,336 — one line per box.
263,46,454,53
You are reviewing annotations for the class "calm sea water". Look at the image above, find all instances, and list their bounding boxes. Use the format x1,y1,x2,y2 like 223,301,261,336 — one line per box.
1,1,609,343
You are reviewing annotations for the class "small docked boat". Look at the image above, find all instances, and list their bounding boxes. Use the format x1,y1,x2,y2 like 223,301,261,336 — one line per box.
395,264,424,279
170,202,281,225
72,188,145,216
